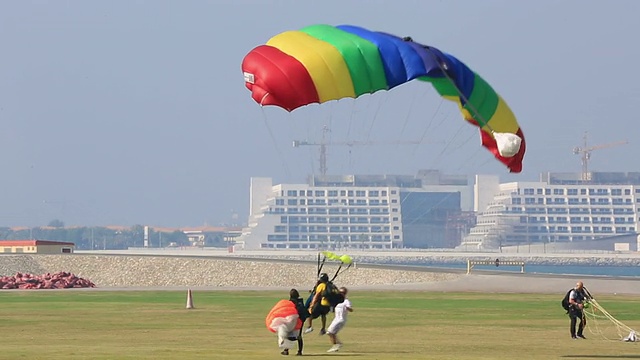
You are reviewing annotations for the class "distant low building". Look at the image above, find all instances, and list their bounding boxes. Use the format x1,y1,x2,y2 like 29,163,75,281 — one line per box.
0,240,75,254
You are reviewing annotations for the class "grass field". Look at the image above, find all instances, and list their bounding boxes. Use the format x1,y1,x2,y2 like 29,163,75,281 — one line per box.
0,290,638,360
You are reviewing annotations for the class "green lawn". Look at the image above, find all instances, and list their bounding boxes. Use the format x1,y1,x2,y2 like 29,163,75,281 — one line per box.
0,290,638,359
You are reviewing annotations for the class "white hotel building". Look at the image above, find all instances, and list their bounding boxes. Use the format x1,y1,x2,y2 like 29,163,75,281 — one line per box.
236,170,473,250
236,170,640,251
461,172,640,249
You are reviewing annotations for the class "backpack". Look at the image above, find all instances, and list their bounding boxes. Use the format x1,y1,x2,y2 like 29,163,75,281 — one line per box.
561,289,573,313
293,298,309,322
322,281,345,308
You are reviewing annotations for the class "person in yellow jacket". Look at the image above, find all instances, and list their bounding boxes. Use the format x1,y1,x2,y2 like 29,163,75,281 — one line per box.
304,273,331,335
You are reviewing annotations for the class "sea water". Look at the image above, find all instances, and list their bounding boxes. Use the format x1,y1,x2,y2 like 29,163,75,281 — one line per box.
406,262,639,278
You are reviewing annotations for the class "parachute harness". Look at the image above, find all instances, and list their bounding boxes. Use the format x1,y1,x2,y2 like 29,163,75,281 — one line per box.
306,251,354,311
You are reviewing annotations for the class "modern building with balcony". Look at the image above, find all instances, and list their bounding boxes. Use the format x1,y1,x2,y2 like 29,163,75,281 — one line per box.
461,172,640,250
236,170,474,250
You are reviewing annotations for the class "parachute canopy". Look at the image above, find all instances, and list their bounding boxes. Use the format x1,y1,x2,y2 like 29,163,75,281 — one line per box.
265,299,302,334
321,251,353,265
241,24,526,173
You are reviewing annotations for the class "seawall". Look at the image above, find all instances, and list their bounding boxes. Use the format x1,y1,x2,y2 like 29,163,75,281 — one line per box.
87,248,640,267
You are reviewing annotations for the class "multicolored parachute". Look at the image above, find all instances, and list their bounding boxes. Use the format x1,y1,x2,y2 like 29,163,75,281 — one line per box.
241,24,526,173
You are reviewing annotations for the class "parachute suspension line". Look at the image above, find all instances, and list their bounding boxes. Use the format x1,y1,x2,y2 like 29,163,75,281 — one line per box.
341,94,383,173
301,114,318,176
413,99,446,158
316,252,325,278
586,310,624,341
456,156,493,176
332,262,353,281
259,93,270,107
259,107,291,178
327,100,335,132
423,48,493,133
398,86,424,140
399,190,414,207
434,106,454,129
398,189,435,215
345,100,358,173
583,306,613,340
414,108,465,171
437,118,475,158
331,264,342,282
365,93,388,142
585,299,638,341
349,94,372,140
346,96,365,172
455,147,492,173
430,114,471,169
425,107,468,169
404,192,459,226
346,99,357,140
325,102,335,173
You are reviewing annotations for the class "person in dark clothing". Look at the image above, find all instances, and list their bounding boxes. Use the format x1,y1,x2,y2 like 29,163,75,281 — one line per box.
281,289,308,356
568,281,589,339
304,273,331,335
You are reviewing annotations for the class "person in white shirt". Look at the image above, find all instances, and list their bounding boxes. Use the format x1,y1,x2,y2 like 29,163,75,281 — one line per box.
326,287,353,353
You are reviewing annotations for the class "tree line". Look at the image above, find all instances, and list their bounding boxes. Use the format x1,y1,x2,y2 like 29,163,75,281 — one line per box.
0,223,229,250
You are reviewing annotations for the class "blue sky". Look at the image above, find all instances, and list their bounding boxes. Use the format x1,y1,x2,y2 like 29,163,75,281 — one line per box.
1,0,638,227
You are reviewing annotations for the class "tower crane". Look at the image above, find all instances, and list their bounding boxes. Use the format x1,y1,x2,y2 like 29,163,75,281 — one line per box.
572,131,628,181
292,125,425,176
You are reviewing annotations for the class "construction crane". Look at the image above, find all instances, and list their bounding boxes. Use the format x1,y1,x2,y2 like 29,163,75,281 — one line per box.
572,131,628,181
292,125,423,176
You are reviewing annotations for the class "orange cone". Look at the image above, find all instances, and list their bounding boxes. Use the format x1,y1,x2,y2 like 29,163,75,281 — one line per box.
186,289,194,309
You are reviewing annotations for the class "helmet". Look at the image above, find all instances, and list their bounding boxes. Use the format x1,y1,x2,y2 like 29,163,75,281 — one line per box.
319,273,329,282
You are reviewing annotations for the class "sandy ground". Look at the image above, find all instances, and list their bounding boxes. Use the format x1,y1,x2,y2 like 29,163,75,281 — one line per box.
368,272,640,296
81,270,640,297
216,272,640,297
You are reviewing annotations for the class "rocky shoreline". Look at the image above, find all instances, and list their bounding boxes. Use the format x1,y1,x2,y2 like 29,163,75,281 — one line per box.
0,254,459,288
2,253,639,295
219,251,640,267
232,254,640,267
